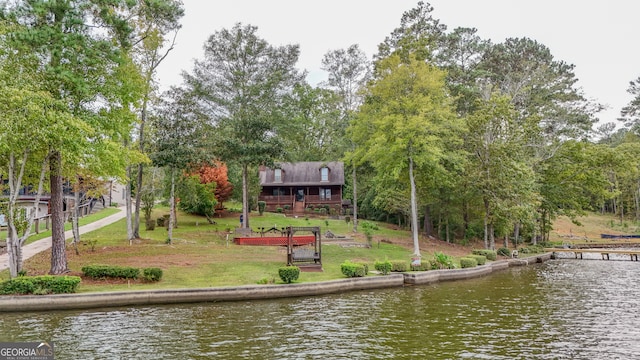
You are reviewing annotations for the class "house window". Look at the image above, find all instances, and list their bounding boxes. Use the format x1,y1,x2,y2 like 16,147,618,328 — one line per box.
320,167,329,182
320,188,331,200
272,188,285,196
274,169,282,182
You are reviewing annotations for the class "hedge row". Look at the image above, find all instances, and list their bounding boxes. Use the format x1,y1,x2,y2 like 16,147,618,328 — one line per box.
460,257,478,268
0,275,81,295
341,261,367,277
472,249,497,261
82,265,163,282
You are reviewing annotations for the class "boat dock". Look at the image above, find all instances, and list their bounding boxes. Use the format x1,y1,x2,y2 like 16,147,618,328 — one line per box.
545,248,640,261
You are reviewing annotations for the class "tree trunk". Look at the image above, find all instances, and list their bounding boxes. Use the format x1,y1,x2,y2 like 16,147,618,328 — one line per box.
7,152,49,278
126,165,134,244
409,156,420,257
483,199,489,249
423,205,432,237
49,151,68,275
489,223,495,250
168,168,176,243
352,165,358,233
133,101,148,239
133,163,143,238
445,217,450,243
241,163,250,229
512,222,521,249
72,176,81,255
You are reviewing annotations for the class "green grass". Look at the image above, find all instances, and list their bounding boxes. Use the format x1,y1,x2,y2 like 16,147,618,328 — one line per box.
10,204,616,293
0,206,426,291
0,207,120,244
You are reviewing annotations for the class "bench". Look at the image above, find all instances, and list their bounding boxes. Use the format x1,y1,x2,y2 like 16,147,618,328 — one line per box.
291,248,320,263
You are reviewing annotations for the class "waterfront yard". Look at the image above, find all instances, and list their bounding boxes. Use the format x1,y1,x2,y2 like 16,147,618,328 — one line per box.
3,206,638,293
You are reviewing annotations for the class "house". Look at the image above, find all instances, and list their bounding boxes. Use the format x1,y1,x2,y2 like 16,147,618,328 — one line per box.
258,162,345,214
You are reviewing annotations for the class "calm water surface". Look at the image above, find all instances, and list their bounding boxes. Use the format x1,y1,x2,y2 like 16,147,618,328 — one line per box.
1,259,639,359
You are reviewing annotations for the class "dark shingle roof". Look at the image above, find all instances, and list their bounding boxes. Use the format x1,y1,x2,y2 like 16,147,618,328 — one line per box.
260,162,344,186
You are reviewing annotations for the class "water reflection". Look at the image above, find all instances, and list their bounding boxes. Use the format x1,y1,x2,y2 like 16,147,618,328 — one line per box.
1,260,640,359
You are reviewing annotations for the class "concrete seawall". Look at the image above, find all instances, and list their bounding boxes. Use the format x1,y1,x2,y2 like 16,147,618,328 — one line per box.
0,254,553,312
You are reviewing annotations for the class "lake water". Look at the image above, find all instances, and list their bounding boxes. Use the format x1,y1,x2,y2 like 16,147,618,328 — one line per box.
1,258,639,359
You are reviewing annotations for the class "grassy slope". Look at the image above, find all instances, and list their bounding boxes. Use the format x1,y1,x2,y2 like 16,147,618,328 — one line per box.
3,206,638,292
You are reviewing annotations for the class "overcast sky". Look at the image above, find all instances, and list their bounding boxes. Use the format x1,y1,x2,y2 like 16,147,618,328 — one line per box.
156,0,640,126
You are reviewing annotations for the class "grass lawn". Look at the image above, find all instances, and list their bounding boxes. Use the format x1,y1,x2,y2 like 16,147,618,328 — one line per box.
3,204,638,293
0,207,120,245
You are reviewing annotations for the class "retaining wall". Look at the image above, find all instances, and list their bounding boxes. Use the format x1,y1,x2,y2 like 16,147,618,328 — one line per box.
0,254,553,312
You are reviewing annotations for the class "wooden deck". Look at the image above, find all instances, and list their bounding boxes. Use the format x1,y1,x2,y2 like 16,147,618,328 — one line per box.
545,248,640,261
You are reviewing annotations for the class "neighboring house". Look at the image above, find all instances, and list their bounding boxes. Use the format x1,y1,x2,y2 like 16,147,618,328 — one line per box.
258,162,345,214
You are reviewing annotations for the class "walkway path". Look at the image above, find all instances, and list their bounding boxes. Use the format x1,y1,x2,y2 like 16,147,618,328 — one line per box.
0,207,126,272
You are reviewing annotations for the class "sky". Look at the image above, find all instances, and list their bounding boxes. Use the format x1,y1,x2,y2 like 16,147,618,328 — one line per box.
156,0,640,126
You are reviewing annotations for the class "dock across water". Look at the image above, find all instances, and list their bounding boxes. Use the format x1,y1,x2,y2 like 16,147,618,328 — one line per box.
545,248,640,261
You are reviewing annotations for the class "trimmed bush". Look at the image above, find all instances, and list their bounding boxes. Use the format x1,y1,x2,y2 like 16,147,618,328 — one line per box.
352,261,369,275
278,266,300,284
469,254,487,265
472,249,497,261
460,257,478,268
276,207,283,213
0,275,81,295
520,244,544,254
142,268,163,282
82,265,140,279
257,201,266,215
390,260,408,272
341,261,366,278
497,247,511,257
374,260,392,275
410,261,431,271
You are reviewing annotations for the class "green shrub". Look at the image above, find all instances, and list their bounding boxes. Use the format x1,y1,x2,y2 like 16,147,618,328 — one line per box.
142,268,163,282
82,265,140,279
410,260,431,271
341,261,366,277
145,219,156,231
283,205,291,211
497,247,511,257
276,207,283,213
469,254,487,265
390,260,408,272
374,259,392,275
472,249,497,261
0,277,34,294
353,261,369,275
460,257,478,268
432,252,456,269
518,245,545,254
278,266,300,283
0,275,81,295
258,201,266,215
256,277,275,285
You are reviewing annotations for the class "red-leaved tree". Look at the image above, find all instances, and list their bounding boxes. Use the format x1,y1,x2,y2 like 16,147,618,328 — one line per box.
197,161,234,209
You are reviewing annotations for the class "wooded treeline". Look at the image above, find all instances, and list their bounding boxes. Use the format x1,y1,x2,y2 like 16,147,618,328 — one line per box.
2,1,640,276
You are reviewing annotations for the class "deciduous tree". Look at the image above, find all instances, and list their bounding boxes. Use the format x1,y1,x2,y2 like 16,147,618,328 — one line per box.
320,44,371,232
4,0,144,274
183,23,302,229
350,54,462,257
